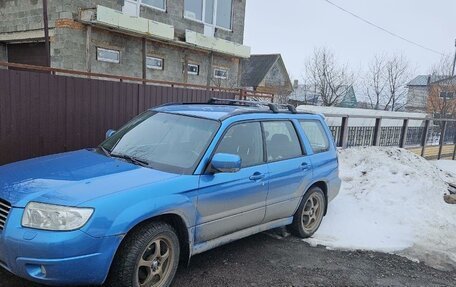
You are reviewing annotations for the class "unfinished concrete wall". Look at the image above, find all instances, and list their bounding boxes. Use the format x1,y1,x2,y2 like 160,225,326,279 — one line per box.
0,0,53,33
1,0,244,89
51,20,88,71
0,43,7,63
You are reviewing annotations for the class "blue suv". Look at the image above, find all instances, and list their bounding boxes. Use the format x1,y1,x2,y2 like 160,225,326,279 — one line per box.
0,99,340,286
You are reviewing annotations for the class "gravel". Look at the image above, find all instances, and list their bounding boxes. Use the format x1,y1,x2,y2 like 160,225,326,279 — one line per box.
2,231,454,287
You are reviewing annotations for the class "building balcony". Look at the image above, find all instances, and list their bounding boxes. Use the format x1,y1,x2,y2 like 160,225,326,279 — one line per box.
80,5,250,59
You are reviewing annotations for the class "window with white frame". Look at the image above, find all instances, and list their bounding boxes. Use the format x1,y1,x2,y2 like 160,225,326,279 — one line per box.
97,47,120,63
122,0,166,16
184,0,233,30
187,63,200,75
146,56,164,70
141,0,166,11
214,68,228,79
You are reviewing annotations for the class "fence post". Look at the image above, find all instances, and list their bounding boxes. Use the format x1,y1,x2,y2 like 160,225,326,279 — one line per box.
339,116,349,148
438,121,447,160
372,118,382,146
399,119,409,148
421,119,430,157
453,140,456,160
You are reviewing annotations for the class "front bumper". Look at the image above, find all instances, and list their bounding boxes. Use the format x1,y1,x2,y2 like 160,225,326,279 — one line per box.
0,208,123,286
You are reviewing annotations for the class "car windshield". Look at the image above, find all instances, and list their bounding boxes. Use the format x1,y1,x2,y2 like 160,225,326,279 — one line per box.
100,111,219,174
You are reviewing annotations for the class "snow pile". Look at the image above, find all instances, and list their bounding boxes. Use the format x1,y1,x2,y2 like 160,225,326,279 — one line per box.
304,147,456,271
432,160,456,177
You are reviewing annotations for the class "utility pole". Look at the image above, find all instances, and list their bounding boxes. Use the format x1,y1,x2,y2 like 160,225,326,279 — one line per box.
452,38,456,76
42,0,50,67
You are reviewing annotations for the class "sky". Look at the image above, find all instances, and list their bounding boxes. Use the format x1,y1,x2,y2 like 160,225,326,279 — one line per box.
243,0,456,81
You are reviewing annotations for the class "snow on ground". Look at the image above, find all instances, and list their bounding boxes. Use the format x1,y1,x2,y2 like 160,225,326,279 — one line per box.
304,147,456,271
432,160,456,176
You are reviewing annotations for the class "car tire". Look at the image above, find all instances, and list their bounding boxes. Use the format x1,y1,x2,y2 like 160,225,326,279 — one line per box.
106,221,180,287
290,187,326,238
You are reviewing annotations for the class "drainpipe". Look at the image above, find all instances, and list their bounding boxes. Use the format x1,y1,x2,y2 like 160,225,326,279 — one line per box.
452,39,456,76
42,0,51,67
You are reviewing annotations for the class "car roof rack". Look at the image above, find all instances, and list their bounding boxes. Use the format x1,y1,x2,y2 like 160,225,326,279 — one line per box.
208,98,298,114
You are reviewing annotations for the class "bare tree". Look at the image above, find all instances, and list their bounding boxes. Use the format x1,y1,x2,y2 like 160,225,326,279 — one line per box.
427,54,456,119
364,55,387,110
383,54,411,111
304,47,354,106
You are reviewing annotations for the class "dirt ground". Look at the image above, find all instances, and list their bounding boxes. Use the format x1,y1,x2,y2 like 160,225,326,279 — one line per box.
1,231,454,287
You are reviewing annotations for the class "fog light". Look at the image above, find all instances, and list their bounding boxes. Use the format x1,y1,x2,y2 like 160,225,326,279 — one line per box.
25,264,47,278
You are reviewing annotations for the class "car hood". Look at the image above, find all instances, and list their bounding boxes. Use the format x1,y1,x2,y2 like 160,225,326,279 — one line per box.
0,149,181,207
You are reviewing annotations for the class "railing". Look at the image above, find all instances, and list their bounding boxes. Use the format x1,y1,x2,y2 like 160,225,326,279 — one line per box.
324,113,456,160
0,61,274,101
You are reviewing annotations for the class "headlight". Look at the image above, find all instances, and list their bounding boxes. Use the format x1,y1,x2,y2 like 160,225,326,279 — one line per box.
22,202,94,231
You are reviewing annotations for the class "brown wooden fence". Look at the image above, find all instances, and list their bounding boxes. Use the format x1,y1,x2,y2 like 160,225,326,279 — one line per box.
0,68,239,165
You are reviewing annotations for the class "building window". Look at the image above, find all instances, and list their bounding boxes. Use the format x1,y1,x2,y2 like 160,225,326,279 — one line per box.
122,0,166,16
439,91,455,100
146,56,164,70
214,68,228,79
97,47,120,63
141,0,166,11
187,64,200,75
184,0,233,30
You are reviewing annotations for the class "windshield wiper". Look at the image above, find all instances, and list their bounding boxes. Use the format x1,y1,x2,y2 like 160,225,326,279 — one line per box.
111,153,150,167
99,146,111,157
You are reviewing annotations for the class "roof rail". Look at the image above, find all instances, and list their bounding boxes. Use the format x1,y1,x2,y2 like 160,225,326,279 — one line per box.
208,98,297,114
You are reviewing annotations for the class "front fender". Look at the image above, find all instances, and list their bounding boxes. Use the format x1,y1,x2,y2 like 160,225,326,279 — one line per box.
79,177,199,238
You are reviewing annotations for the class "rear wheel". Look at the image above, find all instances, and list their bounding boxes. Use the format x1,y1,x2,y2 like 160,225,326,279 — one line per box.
290,187,326,238
107,222,180,287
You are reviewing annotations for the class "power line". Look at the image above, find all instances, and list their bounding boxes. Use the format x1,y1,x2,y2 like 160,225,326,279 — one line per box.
322,0,445,56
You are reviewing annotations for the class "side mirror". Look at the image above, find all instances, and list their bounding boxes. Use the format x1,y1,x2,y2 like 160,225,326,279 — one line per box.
105,129,116,139
210,153,241,173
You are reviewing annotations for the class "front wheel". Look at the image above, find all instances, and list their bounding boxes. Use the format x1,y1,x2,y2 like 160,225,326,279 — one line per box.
290,187,326,238
107,222,180,287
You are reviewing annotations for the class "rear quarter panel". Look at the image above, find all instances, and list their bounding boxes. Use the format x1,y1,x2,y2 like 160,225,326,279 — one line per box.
295,115,341,203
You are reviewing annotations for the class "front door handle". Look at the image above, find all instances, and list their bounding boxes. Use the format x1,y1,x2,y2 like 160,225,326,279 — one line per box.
249,172,265,181
301,162,311,171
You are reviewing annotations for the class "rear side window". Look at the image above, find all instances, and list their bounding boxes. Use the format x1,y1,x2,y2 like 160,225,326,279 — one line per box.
299,120,330,153
215,122,264,168
262,121,303,162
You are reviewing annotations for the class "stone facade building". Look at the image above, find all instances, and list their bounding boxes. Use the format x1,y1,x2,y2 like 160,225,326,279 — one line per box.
0,0,250,88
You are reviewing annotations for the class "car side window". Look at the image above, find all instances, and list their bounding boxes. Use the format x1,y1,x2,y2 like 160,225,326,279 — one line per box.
215,122,264,168
299,120,330,153
262,121,303,162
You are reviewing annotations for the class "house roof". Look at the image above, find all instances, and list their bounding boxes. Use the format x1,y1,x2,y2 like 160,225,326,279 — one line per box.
241,54,281,87
407,75,450,86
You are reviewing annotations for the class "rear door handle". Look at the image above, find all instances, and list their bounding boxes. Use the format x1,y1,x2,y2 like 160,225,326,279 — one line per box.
249,172,265,181
301,162,311,171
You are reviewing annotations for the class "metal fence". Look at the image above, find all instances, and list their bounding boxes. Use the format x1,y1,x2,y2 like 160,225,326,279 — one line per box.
0,66,263,165
326,114,456,160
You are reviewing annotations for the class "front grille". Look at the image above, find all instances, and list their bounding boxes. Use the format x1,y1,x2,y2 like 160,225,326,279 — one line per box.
0,199,11,230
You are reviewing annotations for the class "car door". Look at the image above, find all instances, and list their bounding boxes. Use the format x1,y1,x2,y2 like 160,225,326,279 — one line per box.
262,120,313,222
196,121,268,243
